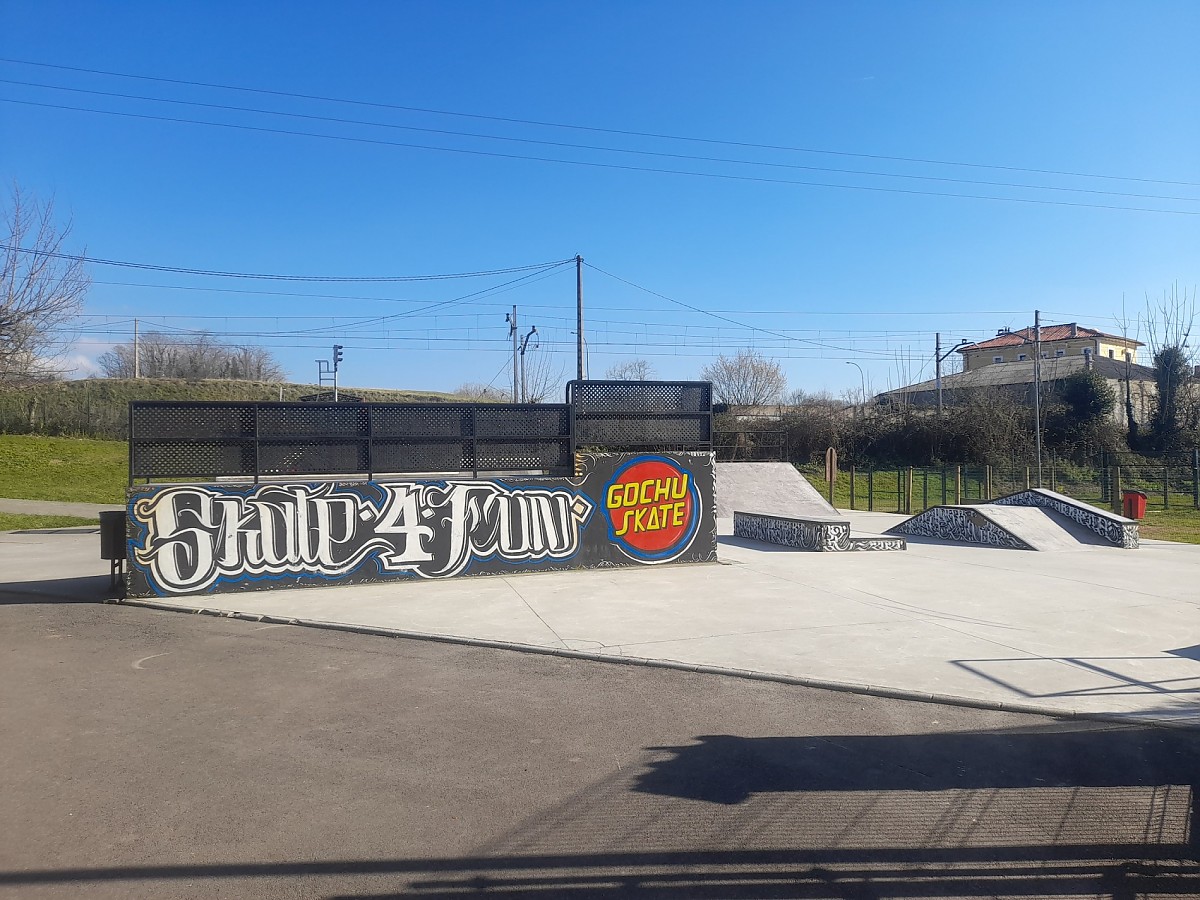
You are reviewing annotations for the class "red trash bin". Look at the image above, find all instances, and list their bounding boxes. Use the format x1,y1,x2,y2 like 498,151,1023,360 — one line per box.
1122,490,1147,519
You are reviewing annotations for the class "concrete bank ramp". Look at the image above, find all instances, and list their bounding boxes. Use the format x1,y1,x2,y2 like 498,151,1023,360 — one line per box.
887,504,1110,551
715,462,840,520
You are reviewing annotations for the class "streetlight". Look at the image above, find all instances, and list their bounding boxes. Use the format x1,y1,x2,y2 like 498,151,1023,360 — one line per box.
845,361,866,406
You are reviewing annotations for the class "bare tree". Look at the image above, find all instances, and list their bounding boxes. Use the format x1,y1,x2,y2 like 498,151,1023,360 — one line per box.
98,331,286,380
700,348,787,406
605,358,655,381
522,348,566,403
456,381,508,401
1142,284,1198,449
1,186,90,382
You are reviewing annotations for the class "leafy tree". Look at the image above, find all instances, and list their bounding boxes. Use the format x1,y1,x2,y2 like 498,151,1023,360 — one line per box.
701,348,786,406
1,186,90,382
1150,345,1193,450
1044,369,1117,456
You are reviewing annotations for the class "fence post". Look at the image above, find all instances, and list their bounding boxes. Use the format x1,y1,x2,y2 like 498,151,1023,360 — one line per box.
985,464,992,500
955,466,962,504
868,470,874,511
1025,466,1030,490
1164,463,1170,510
1110,466,1122,513
1049,454,1057,492
849,465,856,510
922,470,929,511
941,465,948,505
1193,448,1199,510
896,468,903,513
905,467,914,515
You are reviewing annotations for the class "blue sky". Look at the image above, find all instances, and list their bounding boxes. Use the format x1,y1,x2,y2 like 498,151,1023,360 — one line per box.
3,1,1197,397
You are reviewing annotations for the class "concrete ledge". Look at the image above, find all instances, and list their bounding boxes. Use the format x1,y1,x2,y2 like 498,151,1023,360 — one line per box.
733,511,905,552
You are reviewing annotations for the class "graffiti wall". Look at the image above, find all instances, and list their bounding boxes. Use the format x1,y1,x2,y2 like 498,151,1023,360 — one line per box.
125,452,716,598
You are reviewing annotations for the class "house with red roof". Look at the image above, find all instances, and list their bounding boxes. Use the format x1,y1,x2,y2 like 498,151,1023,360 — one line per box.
960,323,1141,371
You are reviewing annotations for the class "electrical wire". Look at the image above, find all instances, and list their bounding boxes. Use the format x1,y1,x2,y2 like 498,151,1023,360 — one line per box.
5,97,1197,216
5,78,1198,204
4,56,1196,188
0,241,572,282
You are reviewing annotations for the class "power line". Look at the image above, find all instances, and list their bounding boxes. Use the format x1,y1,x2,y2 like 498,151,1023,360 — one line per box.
3,56,1196,188
5,97,1198,216
6,78,1198,204
0,241,572,282
87,280,1035,317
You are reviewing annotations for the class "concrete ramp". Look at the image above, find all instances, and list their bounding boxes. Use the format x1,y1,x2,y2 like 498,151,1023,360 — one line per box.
992,488,1138,549
716,463,839,520
887,504,1110,551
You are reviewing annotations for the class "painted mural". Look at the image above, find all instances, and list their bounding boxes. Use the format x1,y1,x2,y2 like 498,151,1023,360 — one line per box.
125,452,716,598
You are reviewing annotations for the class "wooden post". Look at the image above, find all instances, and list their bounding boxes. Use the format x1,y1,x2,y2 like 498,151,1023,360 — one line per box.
941,465,948,505
1025,466,1030,490
849,465,856,510
922,469,929,511
1110,465,1122,513
868,469,874,511
1164,463,1170,510
955,466,962,504
825,447,838,506
905,467,914,514
985,464,992,500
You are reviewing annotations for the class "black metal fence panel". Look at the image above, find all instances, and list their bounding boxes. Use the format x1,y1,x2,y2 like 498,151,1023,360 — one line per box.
125,451,718,598
569,380,713,451
130,401,575,481
130,383,712,482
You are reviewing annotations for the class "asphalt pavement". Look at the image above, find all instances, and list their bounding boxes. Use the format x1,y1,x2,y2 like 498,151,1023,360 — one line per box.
2,601,1197,899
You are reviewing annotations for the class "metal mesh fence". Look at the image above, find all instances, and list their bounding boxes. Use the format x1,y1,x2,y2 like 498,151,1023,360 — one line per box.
130,384,712,482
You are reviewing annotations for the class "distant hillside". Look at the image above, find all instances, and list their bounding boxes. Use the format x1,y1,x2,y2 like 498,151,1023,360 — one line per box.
0,378,465,439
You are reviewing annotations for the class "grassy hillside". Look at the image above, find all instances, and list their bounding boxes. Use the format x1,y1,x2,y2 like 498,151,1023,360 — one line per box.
0,378,465,440
0,434,127,503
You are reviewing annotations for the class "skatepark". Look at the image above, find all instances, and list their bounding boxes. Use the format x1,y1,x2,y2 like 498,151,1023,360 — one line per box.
4,458,1198,726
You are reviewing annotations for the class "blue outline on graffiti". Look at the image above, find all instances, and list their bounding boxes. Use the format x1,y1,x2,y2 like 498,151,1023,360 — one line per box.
128,478,596,595
601,455,700,563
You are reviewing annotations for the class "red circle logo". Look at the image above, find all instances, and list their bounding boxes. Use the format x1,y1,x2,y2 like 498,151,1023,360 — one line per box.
604,458,698,561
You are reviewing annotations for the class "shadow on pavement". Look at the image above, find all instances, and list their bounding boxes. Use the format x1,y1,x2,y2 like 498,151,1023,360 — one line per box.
3,723,1197,897
0,575,113,604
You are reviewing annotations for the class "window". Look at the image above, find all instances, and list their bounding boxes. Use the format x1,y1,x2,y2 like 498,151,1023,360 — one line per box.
1125,351,1132,361
993,356,1004,363
1083,348,1092,358
1056,349,1065,357
1017,353,1027,361
1108,349,1115,358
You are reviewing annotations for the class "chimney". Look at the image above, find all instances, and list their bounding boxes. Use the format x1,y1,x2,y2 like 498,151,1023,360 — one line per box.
1071,323,1078,337
1194,364,1200,379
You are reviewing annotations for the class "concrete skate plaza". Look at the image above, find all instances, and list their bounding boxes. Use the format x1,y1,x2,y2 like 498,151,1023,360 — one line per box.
4,503,1198,725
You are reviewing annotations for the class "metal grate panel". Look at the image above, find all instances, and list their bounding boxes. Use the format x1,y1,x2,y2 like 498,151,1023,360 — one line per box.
129,385,709,482
372,405,473,438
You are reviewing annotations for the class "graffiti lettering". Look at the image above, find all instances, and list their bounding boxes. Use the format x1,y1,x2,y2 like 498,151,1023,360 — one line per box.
131,481,595,595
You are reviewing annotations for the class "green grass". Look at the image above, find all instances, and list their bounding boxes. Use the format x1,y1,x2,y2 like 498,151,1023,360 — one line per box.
0,434,127,504
1139,506,1200,543
0,512,98,530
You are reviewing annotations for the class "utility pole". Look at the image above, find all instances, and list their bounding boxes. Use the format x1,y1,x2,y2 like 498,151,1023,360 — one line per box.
133,318,140,378
1033,310,1043,487
935,332,941,414
506,307,519,402
519,325,538,403
575,255,584,382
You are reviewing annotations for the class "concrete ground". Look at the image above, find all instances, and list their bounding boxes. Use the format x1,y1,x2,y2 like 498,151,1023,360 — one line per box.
0,498,120,518
2,601,1197,899
3,510,1198,725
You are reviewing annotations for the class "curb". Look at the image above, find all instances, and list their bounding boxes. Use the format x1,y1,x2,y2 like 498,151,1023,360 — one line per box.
112,597,1199,731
